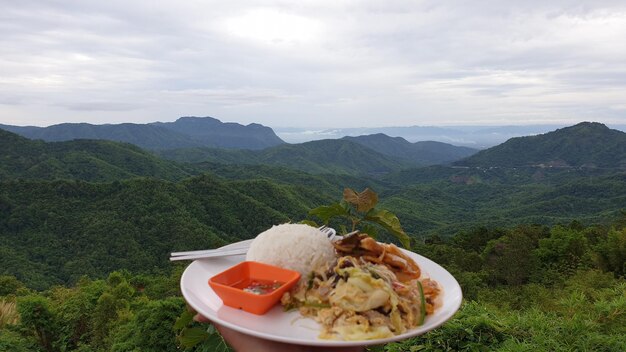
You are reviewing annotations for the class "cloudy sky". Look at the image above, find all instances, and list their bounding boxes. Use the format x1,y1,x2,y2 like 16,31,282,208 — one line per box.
1,0,626,128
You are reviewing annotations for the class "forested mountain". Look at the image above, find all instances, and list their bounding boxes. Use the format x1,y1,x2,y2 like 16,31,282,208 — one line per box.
159,139,412,175
456,122,626,168
381,171,626,236
384,163,621,186
197,163,390,193
343,133,477,165
2,121,626,351
0,116,285,150
0,122,197,150
151,116,285,149
0,174,334,289
276,124,573,147
0,129,189,181
2,156,624,291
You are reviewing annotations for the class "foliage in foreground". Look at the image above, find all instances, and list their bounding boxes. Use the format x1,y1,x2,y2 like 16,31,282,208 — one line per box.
308,187,411,248
380,270,626,351
2,219,624,351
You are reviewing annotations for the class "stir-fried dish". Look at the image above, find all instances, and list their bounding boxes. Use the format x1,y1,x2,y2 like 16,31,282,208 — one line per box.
281,233,440,340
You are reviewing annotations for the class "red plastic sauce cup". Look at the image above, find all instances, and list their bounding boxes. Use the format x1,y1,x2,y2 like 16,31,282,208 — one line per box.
209,261,301,315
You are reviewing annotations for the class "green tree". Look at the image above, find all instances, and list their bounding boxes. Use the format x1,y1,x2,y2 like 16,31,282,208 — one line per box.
110,297,184,352
534,225,592,277
52,283,102,351
0,275,25,296
452,226,507,252
91,272,135,349
17,295,58,352
483,231,536,286
0,330,40,352
595,228,626,277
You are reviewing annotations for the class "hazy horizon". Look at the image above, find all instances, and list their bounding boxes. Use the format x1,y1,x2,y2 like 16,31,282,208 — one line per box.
4,116,626,148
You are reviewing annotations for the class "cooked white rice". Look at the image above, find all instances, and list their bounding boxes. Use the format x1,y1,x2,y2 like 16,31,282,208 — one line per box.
246,223,336,278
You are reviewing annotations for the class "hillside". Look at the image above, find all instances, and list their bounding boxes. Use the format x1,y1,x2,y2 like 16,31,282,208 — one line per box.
2,159,625,289
0,173,334,289
151,116,284,149
159,139,412,176
343,133,477,165
257,139,409,174
456,122,626,168
381,172,626,236
196,163,389,194
383,164,620,186
0,129,189,181
0,116,285,150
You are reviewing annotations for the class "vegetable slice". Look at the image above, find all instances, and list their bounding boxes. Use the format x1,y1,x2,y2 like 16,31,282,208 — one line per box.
416,280,427,325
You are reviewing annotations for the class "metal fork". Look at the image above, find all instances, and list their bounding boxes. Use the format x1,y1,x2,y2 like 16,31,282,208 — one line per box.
169,226,336,261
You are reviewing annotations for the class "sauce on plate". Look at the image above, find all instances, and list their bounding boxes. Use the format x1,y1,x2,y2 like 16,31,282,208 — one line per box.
233,279,283,295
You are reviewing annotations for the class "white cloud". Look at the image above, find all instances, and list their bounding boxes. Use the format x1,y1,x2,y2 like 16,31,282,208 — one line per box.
0,0,625,127
160,87,299,105
218,8,324,46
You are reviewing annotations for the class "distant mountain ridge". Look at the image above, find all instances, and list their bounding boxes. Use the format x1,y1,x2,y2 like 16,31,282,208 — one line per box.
0,129,189,181
159,135,482,175
159,138,412,176
276,124,626,147
455,122,626,168
150,116,285,149
343,133,477,165
0,116,285,150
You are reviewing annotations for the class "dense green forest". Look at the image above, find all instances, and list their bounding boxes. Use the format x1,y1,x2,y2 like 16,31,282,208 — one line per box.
342,134,477,165
0,129,190,182
157,134,477,171
158,138,411,175
1,123,625,351
0,175,334,289
457,122,626,168
2,166,624,290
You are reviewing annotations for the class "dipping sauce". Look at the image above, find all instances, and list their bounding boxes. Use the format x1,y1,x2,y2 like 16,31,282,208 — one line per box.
209,261,300,315
241,280,283,295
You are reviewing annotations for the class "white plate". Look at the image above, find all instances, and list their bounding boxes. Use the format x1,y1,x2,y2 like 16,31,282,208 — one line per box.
180,240,463,347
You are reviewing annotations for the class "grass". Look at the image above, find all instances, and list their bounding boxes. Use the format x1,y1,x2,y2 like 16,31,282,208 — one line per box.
0,298,19,328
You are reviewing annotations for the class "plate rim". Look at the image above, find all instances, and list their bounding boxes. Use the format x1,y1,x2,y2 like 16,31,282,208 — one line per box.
180,240,463,347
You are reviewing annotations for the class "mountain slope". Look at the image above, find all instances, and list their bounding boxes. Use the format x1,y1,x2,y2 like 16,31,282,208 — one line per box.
455,122,626,168
0,173,332,288
0,122,197,150
0,129,189,181
386,175,626,237
159,139,412,175
0,116,285,150
258,139,409,174
151,116,284,149
343,133,477,165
